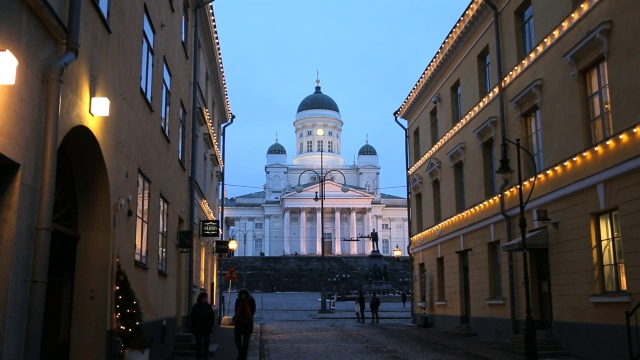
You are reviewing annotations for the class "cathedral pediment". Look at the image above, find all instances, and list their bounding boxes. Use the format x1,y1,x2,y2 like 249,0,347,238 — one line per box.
281,181,374,207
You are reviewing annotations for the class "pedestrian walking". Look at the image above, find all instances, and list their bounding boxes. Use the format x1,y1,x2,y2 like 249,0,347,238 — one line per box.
357,290,366,323
401,291,407,307
233,288,256,360
355,300,361,322
370,293,380,323
190,292,215,360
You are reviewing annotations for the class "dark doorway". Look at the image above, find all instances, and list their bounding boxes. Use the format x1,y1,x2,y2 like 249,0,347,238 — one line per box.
41,147,79,359
458,251,471,324
533,250,553,329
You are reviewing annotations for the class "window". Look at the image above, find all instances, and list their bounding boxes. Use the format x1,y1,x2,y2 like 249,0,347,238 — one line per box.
430,109,438,147
299,132,303,138
95,0,109,19
437,257,445,301
317,140,323,152
382,239,390,255
413,128,420,163
419,263,427,303
299,142,303,154
179,103,186,164
307,130,312,136
482,139,496,198
432,179,442,224
328,131,333,136
135,172,150,264
159,196,168,273
523,108,543,176
306,141,312,153
596,210,626,293
451,81,462,123
415,192,424,231
519,2,535,57
382,223,389,230
478,49,491,97
254,238,263,255
328,141,333,153
454,161,465,212
161,61,171,137
200,243,206,288
255,223,263,230
181,1,188,47
488,241,502,298
140,9,155,103
586,60,612,143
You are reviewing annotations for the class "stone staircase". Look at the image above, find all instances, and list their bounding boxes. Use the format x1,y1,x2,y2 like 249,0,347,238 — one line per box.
498,330,571,358
171,333,218,358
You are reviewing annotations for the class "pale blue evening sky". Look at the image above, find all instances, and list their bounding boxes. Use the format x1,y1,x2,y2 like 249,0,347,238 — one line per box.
214,1,470,199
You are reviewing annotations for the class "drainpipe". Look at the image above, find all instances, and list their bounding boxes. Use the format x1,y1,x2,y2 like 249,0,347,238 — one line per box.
25,1,82,359
394,114,413,323
217,114,234,320
482,0,517,335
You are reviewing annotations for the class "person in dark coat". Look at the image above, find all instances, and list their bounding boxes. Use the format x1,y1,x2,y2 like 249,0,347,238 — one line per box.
370,293,380,323
190,292,215,360
401,291,407,307
357,290,366,323
233,288,256,360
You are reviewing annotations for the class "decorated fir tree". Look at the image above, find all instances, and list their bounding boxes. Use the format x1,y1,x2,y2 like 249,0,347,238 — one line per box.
115,261,152,349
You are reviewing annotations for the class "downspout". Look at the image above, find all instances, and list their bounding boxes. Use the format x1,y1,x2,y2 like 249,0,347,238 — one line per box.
394,114,414,323
217,114,234,321
26,0,82,359
483,0,517,334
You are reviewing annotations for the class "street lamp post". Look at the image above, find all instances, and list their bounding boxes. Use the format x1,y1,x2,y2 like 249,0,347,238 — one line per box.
234,229,257,257
295,147,349,313
498,138,538,360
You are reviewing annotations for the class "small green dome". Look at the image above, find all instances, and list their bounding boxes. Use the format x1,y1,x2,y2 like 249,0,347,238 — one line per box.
267,141,286,154
358,142,377,156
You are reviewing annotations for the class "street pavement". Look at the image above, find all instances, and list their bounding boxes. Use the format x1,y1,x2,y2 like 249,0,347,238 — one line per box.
168,292,580,360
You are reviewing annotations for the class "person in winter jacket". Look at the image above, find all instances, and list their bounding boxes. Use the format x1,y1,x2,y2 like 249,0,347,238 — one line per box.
370,293,381,323
190,292,215,360
233,288,256,360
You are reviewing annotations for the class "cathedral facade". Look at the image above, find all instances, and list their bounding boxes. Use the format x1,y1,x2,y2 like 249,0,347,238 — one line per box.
224,82,408,257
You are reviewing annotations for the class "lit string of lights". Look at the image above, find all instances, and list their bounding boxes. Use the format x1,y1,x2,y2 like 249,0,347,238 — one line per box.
411,125,640,243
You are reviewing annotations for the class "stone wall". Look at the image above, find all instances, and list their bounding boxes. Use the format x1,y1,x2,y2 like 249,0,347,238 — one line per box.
218,255,411,294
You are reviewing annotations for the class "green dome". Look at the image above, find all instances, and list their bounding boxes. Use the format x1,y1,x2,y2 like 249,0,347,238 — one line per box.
267,141,286,154
297,85,340,113
358,142,377,155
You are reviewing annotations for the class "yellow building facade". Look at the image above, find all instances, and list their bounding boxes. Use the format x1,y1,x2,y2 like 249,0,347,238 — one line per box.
397,0,640,358
0,1,230,359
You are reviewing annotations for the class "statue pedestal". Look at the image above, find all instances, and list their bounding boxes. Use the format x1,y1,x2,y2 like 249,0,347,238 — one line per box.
361,251,393,294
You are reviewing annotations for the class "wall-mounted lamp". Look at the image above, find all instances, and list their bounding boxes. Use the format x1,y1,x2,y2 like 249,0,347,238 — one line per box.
430,93,441,104
535,209,558,229
0,49,19,85
90,97,110,116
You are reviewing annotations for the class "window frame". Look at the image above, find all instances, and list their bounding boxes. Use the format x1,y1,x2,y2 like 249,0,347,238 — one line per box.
94,0,110,20
451,81,462,124
585,60,613,144
430,109,438,147
596,210,626,294
518,2,535,58
488,240,503,299
478,48,491,97
179,103,187,164
161,60,172,137
482,138,497,198
523,108,543,177
437,257,445,301
158,196,169,273
135,172,151,265
140,9,155,104
454,161,465,213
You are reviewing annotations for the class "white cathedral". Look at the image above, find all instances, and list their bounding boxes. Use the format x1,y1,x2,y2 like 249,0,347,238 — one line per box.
224,81,408,257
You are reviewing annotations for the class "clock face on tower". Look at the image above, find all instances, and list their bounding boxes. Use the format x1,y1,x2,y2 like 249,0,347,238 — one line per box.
316,128,324,136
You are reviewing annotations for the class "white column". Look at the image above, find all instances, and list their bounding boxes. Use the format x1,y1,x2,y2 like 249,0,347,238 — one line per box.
316,208,322,254
264,215,270,255
350,208,357,254
284,209,290,254
334,208,341,254
300,208,307,254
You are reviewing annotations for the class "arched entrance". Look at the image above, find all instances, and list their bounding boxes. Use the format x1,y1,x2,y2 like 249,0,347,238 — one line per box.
40,126,111,359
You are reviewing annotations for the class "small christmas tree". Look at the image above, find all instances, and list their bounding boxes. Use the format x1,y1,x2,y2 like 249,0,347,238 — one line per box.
115,261,152,349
